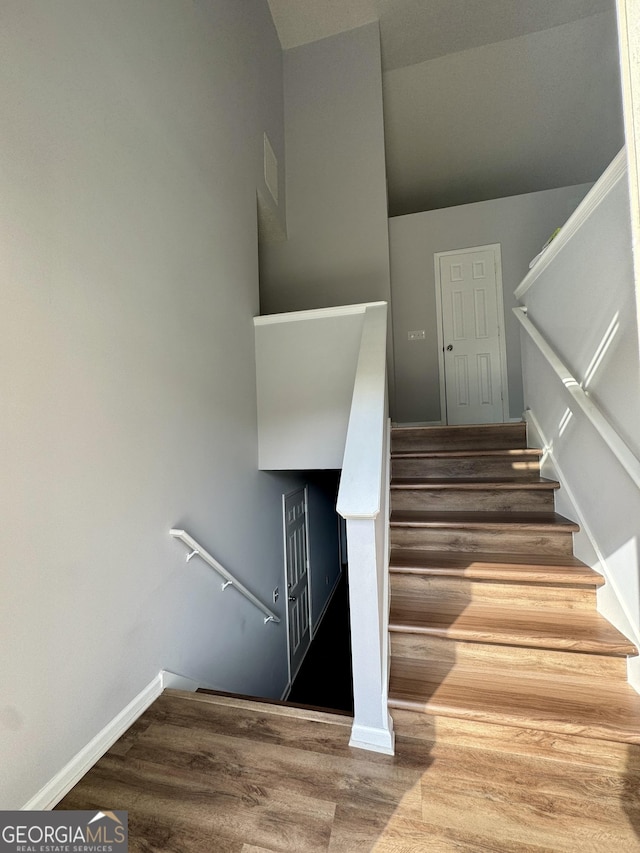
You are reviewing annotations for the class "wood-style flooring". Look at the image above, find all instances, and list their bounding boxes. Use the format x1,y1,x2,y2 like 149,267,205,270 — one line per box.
387,421,640,748
57,689,640,852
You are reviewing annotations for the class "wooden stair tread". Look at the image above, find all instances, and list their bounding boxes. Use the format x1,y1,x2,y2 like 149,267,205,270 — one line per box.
388,658,640,743
392,448,543,459
390,510,579,531
389,598,637,655
392,422,525,429
165,688,353,725
194,687,350,717
391,477,559,490
387,424,637,746
391,423,526,452
389,549,604,586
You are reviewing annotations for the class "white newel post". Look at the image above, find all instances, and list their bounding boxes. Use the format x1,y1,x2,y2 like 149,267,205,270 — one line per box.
344,515,394,754
337,303,394,755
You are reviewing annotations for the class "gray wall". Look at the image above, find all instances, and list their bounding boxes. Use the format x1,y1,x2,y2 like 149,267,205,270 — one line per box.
389,184,592,423
0,0,339,809
306,473,342,629
260,23,392,315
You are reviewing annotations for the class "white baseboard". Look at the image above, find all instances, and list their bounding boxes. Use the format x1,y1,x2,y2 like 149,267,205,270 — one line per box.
162,670,199,692
525,409,640,690
349,718,395,755
21,668,198,810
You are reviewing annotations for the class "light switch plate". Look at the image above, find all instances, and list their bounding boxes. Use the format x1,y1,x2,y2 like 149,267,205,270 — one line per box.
408,330,426,340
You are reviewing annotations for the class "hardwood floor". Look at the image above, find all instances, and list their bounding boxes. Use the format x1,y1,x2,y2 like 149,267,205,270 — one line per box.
57,422,640,849
57,689,640,851
388,422,640,745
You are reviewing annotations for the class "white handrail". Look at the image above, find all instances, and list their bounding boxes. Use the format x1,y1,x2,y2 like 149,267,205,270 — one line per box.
514,149,627,300
336,303,388,519
170,529,280,624
513,306,640,491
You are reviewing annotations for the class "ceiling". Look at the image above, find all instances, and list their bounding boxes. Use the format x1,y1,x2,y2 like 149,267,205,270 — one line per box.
267,0,613,71
266,0,624,215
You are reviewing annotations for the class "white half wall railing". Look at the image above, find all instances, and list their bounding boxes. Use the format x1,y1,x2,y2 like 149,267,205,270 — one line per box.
336,302,395,756
514,148,640,687
170,529,280,624
253,300,394,753
514,150,627,301
513,307,640,492
254,302,388,470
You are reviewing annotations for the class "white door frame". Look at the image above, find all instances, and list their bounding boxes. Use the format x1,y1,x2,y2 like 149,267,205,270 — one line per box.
434,244,510,424
282,485,313,686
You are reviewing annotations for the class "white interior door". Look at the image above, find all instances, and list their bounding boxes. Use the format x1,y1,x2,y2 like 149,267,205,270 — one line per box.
436,246,507,424
283,487,311,681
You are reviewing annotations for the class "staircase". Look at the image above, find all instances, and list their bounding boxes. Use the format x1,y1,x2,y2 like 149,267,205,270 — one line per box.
388,421,640,744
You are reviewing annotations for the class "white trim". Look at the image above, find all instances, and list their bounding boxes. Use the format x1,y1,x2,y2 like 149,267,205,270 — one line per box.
514,307,640,492
304,484,313,642
349,718,395,755
381,417,392,724
615,3,640,365
253,301,387,326
434,244,510,424
434,256,447,423
495,247,511,421
280,681,292,701
515,150,627,299
161,670,199,692
524,409,640,682
285,568,343,699
392,420,444,427
282,485,313,685
336,303,388,519
22,673,164,810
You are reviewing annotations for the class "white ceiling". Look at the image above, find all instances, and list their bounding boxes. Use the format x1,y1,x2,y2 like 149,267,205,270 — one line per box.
266,0,624,214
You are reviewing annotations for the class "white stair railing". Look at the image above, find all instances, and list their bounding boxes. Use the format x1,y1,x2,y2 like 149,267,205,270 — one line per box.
336,302,395,756
170,529,280,624
513,307,640,492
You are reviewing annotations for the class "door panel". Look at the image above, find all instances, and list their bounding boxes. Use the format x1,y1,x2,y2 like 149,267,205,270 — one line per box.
284,488,311,681
439,248,505,424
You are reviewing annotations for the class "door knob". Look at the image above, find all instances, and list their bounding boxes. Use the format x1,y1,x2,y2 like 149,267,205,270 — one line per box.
446,344,453,351
288,595,296,602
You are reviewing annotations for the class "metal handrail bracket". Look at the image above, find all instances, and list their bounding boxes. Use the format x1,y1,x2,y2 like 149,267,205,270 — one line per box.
170,529,280,625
